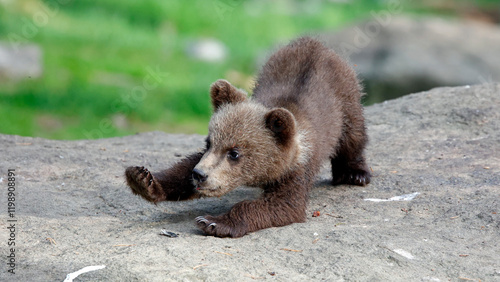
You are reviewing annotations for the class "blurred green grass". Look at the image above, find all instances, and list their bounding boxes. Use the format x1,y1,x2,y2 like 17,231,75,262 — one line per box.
0,0,496,139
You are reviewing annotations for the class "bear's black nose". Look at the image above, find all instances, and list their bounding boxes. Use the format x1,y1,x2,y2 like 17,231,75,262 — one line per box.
192,168,208,183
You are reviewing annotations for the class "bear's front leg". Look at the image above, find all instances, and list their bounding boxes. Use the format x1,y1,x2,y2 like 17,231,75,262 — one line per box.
195,176,310,237
125,152,204,203
195,214,248,238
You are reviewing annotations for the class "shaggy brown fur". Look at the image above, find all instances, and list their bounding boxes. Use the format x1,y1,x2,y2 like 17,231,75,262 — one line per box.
125,37,370,238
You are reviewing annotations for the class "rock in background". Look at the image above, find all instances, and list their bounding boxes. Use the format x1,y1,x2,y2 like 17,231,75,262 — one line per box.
185,38,228,63
322,17,500,104
0,84,498,281
0,42,42,81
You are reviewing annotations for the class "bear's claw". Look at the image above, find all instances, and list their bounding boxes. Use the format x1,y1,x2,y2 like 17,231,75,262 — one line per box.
195,216,218,233
194,215,243,237
332,168,371,186
195,216,209,225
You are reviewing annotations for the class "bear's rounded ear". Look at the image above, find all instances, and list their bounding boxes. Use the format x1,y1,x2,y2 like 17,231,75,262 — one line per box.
265,108,296,147
210,79,247,111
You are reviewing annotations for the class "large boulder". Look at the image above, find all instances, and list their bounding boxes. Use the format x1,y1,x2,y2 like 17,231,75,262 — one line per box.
322,17,500,104
0,84,498,281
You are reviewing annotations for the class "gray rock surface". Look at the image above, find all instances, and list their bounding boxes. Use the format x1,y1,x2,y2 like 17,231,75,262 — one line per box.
322,17,500,104
0,84,499,281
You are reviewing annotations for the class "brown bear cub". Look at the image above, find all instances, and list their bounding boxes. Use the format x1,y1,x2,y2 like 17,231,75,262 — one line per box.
125,37,370,238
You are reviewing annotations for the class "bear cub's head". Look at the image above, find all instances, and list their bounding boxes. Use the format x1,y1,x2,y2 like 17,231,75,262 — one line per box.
192,79,305,197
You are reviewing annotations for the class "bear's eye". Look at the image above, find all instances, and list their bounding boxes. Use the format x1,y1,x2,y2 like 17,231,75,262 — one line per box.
227,149,240,161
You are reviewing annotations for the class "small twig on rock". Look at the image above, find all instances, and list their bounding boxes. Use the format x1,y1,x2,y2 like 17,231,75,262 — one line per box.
112,244,135,247
192,264,208,270
325,213,343,218
214,251,233,256
458,277,478,281
280,248,302,252
244,274,265,279
46,237,57,245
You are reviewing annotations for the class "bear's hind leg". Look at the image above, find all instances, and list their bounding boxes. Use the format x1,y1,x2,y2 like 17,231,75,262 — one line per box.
331,153,370,186
331,126,371,186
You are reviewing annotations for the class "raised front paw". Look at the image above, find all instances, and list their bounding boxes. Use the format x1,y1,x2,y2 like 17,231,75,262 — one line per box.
195,215,247,238
332,167,371,186
125,166,166,203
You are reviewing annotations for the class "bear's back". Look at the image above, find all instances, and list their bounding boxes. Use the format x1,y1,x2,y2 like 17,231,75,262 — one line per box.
252,37,363,154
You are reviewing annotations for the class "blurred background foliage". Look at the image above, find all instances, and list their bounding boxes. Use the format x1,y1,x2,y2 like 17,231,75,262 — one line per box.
0,0,498,139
